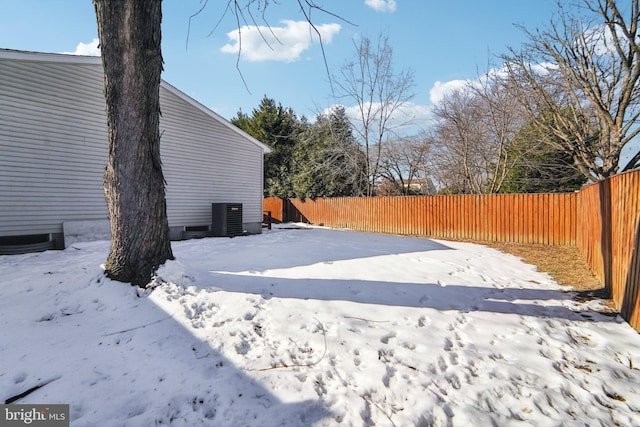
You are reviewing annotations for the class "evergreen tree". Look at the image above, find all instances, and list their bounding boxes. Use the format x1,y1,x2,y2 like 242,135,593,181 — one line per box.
293,107,367,198
231,96,299,197
232,100,368,199
500,117,587,193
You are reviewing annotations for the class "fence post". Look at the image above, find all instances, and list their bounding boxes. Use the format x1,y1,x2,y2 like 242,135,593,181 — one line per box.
599,179,613,297
621,217,640,329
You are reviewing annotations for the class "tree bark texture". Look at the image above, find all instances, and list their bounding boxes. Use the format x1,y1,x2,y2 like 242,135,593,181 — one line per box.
94,0,173,287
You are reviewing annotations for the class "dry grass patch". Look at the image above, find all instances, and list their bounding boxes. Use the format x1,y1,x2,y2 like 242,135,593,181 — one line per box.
482,242,600,291
479,241,617,312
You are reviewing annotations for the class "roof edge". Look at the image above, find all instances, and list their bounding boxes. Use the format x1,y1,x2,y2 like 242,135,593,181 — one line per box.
0,48,101,64
160,80,272,154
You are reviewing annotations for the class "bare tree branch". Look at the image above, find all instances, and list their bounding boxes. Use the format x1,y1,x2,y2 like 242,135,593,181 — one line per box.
503,0,640,179
188,1,355,95
332,34,416,195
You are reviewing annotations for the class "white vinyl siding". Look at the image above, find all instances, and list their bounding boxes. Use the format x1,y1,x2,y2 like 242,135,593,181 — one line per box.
160,84,264,228
0,60,108,236
0,52,266,237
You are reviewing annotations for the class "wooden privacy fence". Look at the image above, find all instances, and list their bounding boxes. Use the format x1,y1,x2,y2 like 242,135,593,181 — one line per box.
264,169,640,331
267,193,577,245
576,171,640,328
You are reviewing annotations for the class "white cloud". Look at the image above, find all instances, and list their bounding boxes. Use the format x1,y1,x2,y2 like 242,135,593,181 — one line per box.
365,0,397,13
62,38,101,56
325,101,433,136
428,61,559,107
221,20,341,62
429,80,471,104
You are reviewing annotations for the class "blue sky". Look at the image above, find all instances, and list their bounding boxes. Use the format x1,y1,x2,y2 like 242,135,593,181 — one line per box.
0,0,559,121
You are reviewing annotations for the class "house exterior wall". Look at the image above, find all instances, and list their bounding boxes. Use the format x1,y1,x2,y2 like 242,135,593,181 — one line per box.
159,82,265,236
0,57,108,240
0,50,267,244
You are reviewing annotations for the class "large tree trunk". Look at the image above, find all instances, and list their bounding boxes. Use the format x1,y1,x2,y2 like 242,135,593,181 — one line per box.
94,0,173,287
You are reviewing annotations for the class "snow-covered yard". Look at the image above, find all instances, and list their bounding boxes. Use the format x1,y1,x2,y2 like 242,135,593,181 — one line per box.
1,224,639,426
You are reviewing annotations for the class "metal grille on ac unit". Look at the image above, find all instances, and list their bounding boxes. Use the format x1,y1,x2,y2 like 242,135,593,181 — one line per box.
211,203,243,237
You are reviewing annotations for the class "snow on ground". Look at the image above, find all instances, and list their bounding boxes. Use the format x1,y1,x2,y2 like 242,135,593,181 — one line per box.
1,224,639,427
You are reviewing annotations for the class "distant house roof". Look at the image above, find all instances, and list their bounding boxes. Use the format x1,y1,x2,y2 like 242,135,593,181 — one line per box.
0,48,271,154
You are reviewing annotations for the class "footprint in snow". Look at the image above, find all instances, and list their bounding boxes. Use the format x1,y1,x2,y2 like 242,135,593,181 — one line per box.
437,355,448,373
313,374,327,397
234,339,251,355
417,315,430,327
380,332,396,344
382,366,396,387
444,337,454,351
402,341,416,351
446,372,462,389
447,314,468,332
14,372,27,384
449,352,460,366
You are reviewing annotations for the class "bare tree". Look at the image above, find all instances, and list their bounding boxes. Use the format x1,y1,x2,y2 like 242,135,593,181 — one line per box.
332,34,416,196
94,0,173,287
378,134,432,195
431,86,488,194
471,70,536,193
504,0,640,181
430,70,589,195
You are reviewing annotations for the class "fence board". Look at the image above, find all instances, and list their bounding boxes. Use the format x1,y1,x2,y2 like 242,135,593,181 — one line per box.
262,197,283,222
